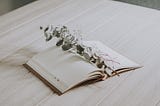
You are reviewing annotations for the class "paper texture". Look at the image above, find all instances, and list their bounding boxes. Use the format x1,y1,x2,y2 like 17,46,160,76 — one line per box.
25,41,140,94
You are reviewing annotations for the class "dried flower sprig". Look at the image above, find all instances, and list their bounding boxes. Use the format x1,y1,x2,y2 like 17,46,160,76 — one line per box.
40,25,138,80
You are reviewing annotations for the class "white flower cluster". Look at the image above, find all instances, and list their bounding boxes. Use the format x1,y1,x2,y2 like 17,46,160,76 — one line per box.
41,25,121,78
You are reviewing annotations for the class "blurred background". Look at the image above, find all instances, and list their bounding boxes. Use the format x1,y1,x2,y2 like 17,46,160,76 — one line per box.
115,0,160,10
0,0,36,16
0,0,160,16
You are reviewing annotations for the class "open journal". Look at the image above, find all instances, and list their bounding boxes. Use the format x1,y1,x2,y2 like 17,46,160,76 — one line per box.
24,26,141,95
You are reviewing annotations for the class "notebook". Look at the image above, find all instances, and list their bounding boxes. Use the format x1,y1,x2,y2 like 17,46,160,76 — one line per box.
24,40,141,95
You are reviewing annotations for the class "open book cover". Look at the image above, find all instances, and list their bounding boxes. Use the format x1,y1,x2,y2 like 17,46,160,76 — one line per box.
24,41,141,95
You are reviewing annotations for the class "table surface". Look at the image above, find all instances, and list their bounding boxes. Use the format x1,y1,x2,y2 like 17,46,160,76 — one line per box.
0,0,160,106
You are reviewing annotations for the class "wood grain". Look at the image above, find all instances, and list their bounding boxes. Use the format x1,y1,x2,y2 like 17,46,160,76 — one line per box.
0,0,160,106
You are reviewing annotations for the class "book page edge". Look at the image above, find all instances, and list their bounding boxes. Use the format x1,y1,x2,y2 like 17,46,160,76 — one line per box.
23,63,63,95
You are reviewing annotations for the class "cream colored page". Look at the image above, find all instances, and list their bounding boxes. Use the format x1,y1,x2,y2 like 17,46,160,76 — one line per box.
30,41,140,90
84,41,140,71
32,46,98,87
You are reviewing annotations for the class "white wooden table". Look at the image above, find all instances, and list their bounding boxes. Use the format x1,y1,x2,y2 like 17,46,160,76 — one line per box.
0,0,160,106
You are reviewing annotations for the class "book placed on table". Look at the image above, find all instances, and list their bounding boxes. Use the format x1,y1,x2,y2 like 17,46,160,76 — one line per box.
24,26,141,95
